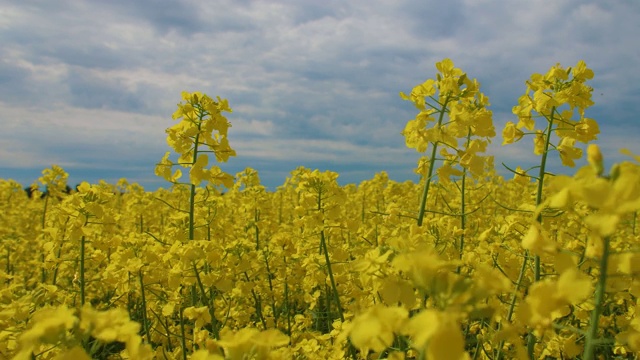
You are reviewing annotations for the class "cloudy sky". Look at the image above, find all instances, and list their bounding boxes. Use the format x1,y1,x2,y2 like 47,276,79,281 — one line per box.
2,0,639,191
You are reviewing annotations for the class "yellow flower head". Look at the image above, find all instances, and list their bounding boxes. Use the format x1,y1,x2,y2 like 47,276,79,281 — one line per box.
587,144,604,176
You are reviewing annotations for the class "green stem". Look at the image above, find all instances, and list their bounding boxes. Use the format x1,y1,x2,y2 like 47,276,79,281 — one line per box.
321,229,344,322
582,236,610,360
284,256,292,341
179,300,187,360
524,108,557,356
417,95,451,226
193,263,220,339
245,271,267,329
456,172,466,275
80,233,86,306
533,108,556,281
188,182,197,241
52,219,69,285
166,317,174,352
188,110,204,242
254,208,260,250
41,195,49,283
5,247,10,276
361,193,366,223
263,250,279,327
279,191,283,224
52,246,62,286
498,107,557,359
138,269,151,344
314,186,345,323
457,130,471,273
495,253,529,360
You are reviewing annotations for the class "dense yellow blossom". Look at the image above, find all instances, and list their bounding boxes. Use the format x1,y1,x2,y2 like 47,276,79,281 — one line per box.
2,62,638,360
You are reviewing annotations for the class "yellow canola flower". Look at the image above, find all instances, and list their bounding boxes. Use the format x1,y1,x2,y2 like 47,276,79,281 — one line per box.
459,152,487,178
51,346,92,360
562,334,583,358
543,155,640,224
402,116,431,152
472,264,512,295
38,165,69,199
517,268,592,334
437,163,464,183
251,329,290,348
155,152,174,182
532,89,560,116
435,58,462,77
213,136,237,163
166,121,197,155
574,117,600,143
171,168,183,183
215,328,289,360
587,144,604,176
545,63,570,82
158,91,236,187
189,154,210,186
404,310,469,360
572,60,595,81
556,268,593,304
513,166,531,186
471,108,495,137
79,305,140,342
507,60,596,165
554,252,578,274
349,305,408,353
215,96,232,113
533,130,546,155
392,249,459,291
183,306,212,329
378,276,418,308
557,137,582,167
609,253,640,276
350,249,393,286
513,95,535,131
585,212,620,238
17,306,77,348
191,349,224,360
399,79,436,110
502,121,524,145
522,222,557,256
556,80,595,114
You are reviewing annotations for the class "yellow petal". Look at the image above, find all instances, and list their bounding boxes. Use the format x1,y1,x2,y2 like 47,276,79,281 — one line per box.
556,268,592,304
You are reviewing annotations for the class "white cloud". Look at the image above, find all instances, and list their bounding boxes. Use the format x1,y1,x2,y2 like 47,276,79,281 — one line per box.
0,102,167,168
232,118,275,136
1,0,639,189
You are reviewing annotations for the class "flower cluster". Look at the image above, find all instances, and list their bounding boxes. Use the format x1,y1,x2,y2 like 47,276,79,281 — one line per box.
155,91,235,188
503,60,599,167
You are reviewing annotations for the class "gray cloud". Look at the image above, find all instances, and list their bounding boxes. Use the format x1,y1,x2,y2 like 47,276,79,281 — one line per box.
1,0,639,190
66,68,146,111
